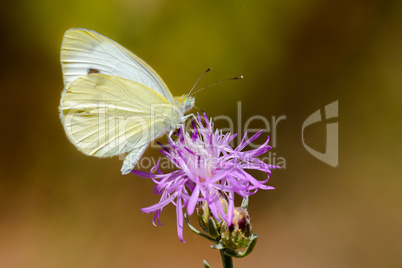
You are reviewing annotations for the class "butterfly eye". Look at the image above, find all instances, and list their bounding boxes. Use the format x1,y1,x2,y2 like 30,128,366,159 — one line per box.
88,68,100,74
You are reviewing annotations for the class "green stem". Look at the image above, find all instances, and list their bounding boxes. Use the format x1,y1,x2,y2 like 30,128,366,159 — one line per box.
220,249,233,268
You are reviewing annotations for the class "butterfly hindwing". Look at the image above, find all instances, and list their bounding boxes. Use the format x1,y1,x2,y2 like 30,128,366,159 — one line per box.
60,73,172,159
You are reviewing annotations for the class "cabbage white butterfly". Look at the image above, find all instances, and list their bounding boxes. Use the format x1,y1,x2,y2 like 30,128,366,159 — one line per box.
59,28,195,175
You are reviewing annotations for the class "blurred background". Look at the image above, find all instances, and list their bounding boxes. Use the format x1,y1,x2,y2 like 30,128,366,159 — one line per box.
1,0,401,267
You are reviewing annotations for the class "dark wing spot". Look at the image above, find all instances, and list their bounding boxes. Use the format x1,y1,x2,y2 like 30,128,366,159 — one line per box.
88,68,100,74
76,109,91,116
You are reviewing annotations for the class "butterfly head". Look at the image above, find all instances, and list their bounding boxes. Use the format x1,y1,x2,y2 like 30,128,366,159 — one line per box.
174,95,195,114
185,96,195,113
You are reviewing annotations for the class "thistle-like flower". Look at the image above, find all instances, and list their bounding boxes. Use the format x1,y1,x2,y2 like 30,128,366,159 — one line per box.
132,113,278,242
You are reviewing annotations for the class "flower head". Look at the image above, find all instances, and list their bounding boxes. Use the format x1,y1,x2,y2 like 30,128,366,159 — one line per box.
132,113,279,242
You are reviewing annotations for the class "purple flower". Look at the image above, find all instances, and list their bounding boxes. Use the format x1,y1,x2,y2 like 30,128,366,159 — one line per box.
132,113,279,242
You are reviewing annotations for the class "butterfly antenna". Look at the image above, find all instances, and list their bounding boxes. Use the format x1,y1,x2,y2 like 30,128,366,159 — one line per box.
187,67,212,97
191,75,243,96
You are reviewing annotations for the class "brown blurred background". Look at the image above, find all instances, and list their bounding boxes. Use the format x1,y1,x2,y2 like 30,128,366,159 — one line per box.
1,0,401,267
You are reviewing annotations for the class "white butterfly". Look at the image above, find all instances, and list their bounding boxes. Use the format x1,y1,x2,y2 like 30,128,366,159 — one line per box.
59,28,195,175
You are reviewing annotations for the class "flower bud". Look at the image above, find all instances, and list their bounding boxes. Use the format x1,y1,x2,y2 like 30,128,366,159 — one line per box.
196,191,229,239
220,207,252,249
196,201,221,239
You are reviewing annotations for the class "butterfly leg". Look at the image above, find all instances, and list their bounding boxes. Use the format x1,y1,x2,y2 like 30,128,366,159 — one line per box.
181,113,197,123
167,114,197,143
167,122,186,142
167,129,175,143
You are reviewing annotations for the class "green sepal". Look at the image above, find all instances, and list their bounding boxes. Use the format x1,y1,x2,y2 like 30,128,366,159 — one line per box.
223,234,258,258
241,196,249,211
184,212,216,242
207,217,220,239
203,260,211,268
211,243,225,250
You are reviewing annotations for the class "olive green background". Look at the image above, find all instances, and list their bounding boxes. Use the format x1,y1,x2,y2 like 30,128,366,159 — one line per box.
1,0,401,267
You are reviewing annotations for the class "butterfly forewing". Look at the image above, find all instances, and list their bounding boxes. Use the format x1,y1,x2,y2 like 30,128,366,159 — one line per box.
61,28,174,104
